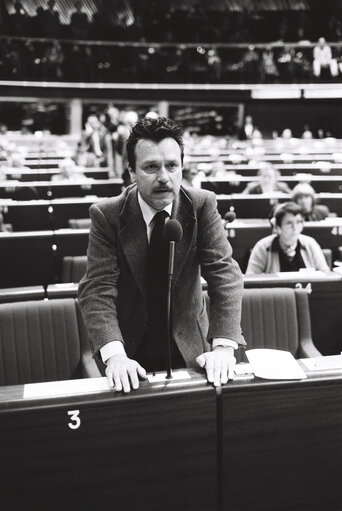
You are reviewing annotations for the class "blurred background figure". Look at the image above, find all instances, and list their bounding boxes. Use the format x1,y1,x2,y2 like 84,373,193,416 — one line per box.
181,161,199,188
291,182,330,221
239,114,254,140
246,202,329,274
242,162,291,194
313,37,338,79
84,114,110,167
72,140,99,167
301,125,314,139
52,157,89,181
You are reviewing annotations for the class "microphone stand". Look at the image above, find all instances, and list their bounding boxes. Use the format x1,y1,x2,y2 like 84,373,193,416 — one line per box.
166,240,176,379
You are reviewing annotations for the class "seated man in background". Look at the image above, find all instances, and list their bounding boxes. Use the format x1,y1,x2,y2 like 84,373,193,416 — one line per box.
313,37,338,78
291,182,330,221
52,157,90,181
242,162,291,194
246,202,329,274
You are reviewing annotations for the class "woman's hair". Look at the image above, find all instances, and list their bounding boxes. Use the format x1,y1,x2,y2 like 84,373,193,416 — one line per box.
270,201,303,227
291,182,316,204
126,116,184,171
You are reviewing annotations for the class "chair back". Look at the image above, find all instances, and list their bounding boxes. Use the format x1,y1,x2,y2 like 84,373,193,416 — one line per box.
238,287,310,363
0,298,86,385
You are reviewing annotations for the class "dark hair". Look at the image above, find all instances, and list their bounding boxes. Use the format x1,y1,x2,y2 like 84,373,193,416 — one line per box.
270,201,303,227
126,116,184,171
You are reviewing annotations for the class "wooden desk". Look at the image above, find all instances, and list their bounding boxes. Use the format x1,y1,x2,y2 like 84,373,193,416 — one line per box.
221,370,342,511
217,193,342,218
0,179,122,200
0,371,216,511
202,174,342,194
1,197,101,231
0,230,55,287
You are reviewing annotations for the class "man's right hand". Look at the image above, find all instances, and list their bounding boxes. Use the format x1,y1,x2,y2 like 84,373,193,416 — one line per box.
105,354,147,393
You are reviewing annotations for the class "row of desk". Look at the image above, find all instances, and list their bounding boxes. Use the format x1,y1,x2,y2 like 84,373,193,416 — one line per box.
197,163,342,176
0,178,122,200
4,220,342,285
2,167,110,182
0,229,89,287
0,365,341,510
216,193,342,218
202,174,342,193
2,197,99,231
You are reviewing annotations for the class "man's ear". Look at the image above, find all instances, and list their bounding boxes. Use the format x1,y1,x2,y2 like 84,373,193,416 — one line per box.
128,166,136,183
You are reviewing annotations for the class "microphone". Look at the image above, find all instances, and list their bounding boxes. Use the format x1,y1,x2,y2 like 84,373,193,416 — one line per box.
224,210,236,223
164,219,183,277
163,219,183,379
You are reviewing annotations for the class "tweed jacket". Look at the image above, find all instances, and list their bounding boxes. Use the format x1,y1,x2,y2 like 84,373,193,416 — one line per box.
78,184,245,368
246,233,329,275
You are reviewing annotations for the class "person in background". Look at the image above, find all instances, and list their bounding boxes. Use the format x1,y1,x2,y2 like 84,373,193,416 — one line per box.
181,161,199,188
73,141,99,167
52,157,90,181
242,162,291,194
246,202,329,274
291,182,330,221
313,37,338,79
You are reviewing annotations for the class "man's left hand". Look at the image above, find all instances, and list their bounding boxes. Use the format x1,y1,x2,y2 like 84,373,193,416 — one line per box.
196,346,236,387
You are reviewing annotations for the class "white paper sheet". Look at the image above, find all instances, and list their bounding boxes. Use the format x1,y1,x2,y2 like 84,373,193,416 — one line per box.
300,355,342,371
23,377,111,399
275,270,329,280
246,349,307,380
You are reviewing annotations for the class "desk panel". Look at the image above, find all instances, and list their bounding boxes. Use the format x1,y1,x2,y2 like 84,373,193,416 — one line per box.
222,377,342,511
0,231,55,287
0,375,216,511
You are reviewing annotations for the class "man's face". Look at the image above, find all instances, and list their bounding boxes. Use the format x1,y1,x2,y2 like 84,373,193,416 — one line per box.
129,138,182,210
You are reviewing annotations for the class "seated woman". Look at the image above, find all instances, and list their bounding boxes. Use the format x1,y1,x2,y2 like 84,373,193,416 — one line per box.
246,202,329,274
242,162,291,194
291,182,330,221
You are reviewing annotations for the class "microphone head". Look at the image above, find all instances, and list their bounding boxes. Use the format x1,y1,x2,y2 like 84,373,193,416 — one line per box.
224,211,237,223
164,219,183,242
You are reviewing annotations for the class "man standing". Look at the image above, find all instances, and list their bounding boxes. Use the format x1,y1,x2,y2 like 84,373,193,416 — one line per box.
78,117,245,392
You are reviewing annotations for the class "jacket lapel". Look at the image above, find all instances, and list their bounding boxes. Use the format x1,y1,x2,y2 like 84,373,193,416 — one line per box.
119,188,148,302
171,188,196,285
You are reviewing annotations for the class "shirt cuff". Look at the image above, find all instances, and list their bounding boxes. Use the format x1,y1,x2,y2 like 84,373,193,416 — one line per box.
100,340,126,363
212,338,239,350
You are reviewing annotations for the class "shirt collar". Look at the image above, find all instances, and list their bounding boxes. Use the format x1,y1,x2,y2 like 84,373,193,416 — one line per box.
137,192,173,228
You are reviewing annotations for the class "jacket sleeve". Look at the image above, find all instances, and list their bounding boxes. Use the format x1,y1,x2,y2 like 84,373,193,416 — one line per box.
245,239,268,274
78,203,123,357
309,238,330,272
198,192,246,346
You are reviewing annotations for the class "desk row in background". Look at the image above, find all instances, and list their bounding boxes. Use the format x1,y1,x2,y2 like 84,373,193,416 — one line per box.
2,167,110,182
0,178,122,200
216,193,342,218
2,197,99,231
202,174,342,193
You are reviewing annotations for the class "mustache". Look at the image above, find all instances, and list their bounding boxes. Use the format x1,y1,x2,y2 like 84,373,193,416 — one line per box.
153,187,173,192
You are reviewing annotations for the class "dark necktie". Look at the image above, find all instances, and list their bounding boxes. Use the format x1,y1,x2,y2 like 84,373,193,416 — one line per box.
146,210,169,359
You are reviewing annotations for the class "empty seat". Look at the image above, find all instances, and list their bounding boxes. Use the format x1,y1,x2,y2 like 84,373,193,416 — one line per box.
238,287,321,363
62,255,87,283
0,298,100,386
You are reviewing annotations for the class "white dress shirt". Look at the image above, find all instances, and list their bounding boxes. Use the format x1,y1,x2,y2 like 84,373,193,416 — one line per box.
100,193,237,364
